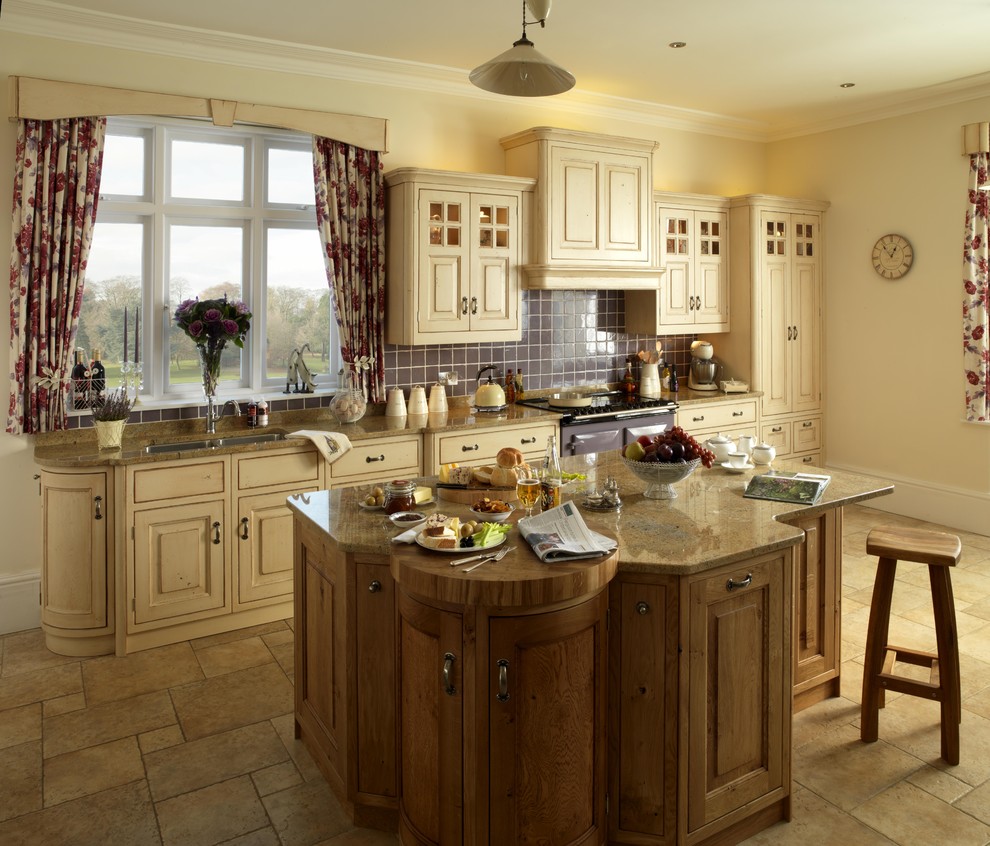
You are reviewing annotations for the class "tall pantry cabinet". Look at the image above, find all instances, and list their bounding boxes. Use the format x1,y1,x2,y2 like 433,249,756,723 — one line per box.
720,195,829,465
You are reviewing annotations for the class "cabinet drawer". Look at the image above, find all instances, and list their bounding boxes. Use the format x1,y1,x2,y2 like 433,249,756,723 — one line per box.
329,435,422,483
130,459,228,504
680,399,757,434
793,416,822,453
434,422,556,467
236,447,322,491
761,421,792,455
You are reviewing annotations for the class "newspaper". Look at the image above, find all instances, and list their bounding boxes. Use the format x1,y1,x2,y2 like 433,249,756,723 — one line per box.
517,501,617,563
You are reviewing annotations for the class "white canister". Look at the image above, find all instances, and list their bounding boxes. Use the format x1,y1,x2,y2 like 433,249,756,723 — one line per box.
385,387,407,417
408,385,429,415
428,383,448,413
640,362,661,397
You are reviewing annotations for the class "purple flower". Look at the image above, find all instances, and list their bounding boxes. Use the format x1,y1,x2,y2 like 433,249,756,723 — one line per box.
222,319,239,334
188,320,204,338
234,300,250,315
203,308,222,322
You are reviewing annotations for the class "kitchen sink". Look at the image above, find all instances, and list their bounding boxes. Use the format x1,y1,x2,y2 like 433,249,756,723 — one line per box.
142,432,287,454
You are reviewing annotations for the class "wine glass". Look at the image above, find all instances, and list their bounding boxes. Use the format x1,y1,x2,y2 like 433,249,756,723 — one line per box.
516,477,540,518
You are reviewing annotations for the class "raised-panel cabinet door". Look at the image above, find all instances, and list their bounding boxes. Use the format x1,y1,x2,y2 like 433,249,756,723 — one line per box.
695,211,728,327
761,212,792,417
553,151,599,256
659,211,693,325
604,163,644,253
471,193,518,332
687,553,789,833
791,214,822,414
418,190,468,336
131,499,228,626
488,591,607,846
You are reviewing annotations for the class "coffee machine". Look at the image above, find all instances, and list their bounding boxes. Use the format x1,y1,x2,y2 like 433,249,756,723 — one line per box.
688,340,722,391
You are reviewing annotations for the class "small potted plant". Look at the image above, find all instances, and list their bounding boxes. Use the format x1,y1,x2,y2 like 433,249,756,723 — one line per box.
91,388,134,450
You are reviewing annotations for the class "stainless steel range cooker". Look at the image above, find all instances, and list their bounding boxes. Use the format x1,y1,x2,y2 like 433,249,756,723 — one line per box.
515,391,678,456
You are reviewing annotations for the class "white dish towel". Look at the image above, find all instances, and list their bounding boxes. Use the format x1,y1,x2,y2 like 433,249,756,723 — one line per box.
286,430,353,465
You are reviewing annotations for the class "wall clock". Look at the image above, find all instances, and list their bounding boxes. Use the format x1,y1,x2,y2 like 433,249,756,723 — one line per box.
872,234,914,279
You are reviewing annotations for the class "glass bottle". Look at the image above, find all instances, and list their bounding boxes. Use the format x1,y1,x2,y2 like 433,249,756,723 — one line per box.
71,348,90,409
90,348,106,402
505,369,516,404
515,368,524,400
539,434,562,511
669,363,679,394
622,361,637,398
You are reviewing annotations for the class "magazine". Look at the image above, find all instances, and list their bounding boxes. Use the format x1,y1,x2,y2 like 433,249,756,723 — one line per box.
517,501,617,563
744,471,831,505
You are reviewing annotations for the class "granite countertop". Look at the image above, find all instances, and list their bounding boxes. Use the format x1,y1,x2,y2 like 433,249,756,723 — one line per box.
287,455,893,577
33,403,561,468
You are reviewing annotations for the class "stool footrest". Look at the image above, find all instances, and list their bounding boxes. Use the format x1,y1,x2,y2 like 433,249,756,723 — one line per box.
881,646,942,700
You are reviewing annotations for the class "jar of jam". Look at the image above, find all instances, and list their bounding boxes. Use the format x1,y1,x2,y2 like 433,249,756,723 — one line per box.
383,479,417,514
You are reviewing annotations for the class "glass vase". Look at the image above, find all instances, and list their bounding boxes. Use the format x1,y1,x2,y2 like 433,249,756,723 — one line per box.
198,339,226,400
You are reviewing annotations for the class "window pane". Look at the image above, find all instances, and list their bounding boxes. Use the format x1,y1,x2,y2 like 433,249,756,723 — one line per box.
268,147,315,206
265,227,331,382
168,224,245,389
79,222,144,393
100,135,146,196
170,139,245,201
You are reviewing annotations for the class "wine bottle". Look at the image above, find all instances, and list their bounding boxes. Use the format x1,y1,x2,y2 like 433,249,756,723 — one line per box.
539,434,562,511
90,347,106,402
669,363,679,394
71,348,90,409
515,368,524,400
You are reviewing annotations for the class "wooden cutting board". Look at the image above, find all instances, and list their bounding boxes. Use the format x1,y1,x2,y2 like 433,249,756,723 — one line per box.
438,484,518,504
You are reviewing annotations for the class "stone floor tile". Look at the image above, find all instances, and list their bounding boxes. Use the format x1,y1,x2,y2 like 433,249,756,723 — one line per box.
43,691,86,718
252,760,304,797
44,689,176,758
269,640,294,675
852,781,990,845
899,566,990,607
171,662,292,740
193,635,275,678
965,682,990,721
0,780,160,846
139,724,186,755
0,629,78,678
955,779,990,825
156,775,269,846
0,703,41,750
271,712,325,782
263,778,351,846
0,740,42,822
846,579,937,618
82,642,204,705
145,720,288,801
906,763,974,804
261,628,294,649
316,829,399,845
792,695,860,750
190,620,290,651
43,735,145,806
959,621,990,665
218,828,282,846
0,662,81,711
965,597,990,622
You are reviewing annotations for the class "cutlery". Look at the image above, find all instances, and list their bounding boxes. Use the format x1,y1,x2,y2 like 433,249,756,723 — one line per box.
450,548,493,566
463,546,515,573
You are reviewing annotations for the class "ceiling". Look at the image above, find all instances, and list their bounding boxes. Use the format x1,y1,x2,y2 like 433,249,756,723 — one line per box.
6,0,990,137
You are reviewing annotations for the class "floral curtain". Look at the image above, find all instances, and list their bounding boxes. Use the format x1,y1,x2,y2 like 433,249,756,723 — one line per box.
7,117,106,434
312,137,386,403
963,151,989,422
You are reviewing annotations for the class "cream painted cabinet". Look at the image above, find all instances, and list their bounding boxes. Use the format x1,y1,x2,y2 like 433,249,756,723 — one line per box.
677,397,758,441
39,468,115,656
327,432,422,489
385,169,533,344
626,195,730,335
500,127,661,289
424,419,558,472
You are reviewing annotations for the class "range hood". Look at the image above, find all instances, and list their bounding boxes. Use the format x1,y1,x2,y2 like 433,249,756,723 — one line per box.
520,264,664,291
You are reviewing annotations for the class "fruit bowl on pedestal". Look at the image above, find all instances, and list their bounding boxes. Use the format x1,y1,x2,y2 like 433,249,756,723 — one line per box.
622,456,702,500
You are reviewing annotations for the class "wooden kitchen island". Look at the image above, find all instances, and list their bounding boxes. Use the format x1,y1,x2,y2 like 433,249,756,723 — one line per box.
288,456,892,846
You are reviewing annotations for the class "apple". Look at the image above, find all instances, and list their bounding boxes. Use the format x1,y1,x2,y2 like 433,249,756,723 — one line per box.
624,441,646,461
637,435,652,447
657,443,674,461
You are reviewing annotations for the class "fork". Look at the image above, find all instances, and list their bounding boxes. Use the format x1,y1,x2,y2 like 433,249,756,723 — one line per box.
462,546,515,573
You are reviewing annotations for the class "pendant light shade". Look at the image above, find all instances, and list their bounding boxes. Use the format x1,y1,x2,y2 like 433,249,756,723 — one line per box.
469,0,575,97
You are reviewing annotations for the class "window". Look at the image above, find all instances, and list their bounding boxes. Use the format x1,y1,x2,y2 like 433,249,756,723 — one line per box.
78,116,339,407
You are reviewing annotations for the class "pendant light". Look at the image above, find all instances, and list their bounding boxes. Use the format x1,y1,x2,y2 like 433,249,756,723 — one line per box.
469,0,575,97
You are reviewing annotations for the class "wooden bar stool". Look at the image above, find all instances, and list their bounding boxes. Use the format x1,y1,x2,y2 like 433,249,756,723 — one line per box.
861,526,962,764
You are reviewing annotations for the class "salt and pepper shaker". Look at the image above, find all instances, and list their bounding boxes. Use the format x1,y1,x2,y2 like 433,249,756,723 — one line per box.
601,477,622,510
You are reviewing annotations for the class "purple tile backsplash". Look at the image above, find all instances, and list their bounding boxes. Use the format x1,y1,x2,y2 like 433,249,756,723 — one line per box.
65,289,695,428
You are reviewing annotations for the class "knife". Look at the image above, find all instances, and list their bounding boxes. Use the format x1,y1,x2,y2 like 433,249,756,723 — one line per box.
450,549,490,566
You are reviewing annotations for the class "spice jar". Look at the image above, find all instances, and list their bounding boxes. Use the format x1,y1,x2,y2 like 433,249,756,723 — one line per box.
383,479,417,514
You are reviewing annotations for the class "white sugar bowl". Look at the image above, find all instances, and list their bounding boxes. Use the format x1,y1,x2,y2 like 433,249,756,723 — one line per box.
751,443,776,465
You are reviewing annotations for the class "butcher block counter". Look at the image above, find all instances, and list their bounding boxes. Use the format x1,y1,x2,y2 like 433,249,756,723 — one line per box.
288,456,892,846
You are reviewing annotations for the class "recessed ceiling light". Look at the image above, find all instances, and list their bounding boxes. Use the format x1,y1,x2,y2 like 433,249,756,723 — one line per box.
840,82,856,88
668,41,687,48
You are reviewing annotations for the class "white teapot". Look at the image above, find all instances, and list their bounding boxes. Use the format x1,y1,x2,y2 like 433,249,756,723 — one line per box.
703,433,736,463
750,442,777,465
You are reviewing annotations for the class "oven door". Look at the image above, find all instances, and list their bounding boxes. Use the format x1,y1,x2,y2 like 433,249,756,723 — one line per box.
561,422,624,456
624,418,674,445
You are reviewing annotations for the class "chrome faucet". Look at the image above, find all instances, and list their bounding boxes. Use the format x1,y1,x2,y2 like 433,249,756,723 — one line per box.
205,398,241,434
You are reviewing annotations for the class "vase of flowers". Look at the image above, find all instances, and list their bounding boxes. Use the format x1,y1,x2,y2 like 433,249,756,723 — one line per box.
91,388,134,450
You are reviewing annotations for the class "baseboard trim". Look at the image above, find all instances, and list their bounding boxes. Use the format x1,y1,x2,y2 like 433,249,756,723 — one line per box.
0,572,41,636
826,461,990,535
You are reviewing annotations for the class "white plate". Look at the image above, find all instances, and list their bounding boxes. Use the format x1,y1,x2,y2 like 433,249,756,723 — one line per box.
360,498,435,511
415,532,506,554
721,461,754,474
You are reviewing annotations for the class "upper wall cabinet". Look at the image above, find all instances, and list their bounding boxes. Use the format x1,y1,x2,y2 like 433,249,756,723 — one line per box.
385,169,534,345
625,192,730,335
500,127,661,290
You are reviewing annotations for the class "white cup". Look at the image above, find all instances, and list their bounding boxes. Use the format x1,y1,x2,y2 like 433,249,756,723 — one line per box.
408,385,429,415
727,452,750,469
428,383,448,413
385,388,406,417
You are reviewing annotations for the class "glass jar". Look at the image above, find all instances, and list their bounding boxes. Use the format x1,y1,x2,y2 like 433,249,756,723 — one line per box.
383,479,417,514
329,371,367,423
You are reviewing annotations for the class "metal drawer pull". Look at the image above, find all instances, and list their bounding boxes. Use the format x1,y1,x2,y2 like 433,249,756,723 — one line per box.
368,579,381,593
793,326,799,339
366,454,385,463
94,495,103,521
442,652,456,696
520,437,536,444
212,521,222,545
802,455,814,463
732,410,744,417
802,420,813,428
461,296,469,315
240,517,249,540
692,415,705,422
496,658,510,702
462,443,480,451
636,601,650,615
771,426,783,433
726,573,753,591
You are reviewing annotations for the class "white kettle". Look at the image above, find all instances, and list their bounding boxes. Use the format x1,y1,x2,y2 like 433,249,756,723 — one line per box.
474,365,507,410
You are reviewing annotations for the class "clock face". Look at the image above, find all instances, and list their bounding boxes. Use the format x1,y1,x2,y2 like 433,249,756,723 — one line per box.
872,234,913,279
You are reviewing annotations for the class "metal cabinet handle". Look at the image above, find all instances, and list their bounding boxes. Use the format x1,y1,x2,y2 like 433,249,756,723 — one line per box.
461,443,480,451
94,495,103,521
365,454,385,463
726,572,753,591
442,652,456,696
520,436,536,445
636,601,650,615
771,426,783,433
240,517,249,540
802,455,814,463
496,658,510,702
793,325,799,340
732,410,744,417
802,420,813,428
692,415,705,422
212,521,222,545
368,579,382,593
461,296,469,315
787,326,793,341
471,296,478,315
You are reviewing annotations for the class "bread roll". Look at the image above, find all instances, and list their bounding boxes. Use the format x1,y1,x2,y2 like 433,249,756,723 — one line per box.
496,447,524,468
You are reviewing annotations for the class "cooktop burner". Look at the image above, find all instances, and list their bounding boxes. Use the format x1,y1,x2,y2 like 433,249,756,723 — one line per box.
516,391,677,423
